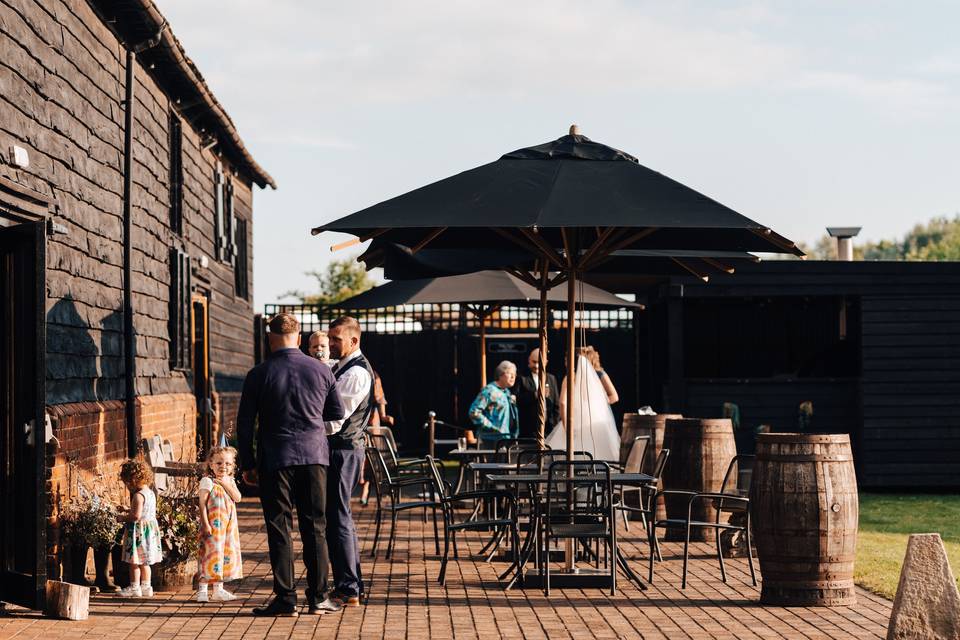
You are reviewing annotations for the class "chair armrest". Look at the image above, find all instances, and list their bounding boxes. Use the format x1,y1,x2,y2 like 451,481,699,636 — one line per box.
392,476,434,488
397,458,428,467
448,490,517,506
655,489,698,500
689,492,749,503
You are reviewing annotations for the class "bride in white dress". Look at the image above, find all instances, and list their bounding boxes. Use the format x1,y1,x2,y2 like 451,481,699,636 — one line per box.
545,354,620,462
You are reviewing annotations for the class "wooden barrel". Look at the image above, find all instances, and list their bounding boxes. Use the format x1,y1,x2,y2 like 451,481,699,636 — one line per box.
750,433,858,606
620,413,681,522
662,418,736,541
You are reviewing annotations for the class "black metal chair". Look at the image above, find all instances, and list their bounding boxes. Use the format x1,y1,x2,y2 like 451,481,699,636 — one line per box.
424,455,522,587
542,460,618,596
492,438,542,463
364,446,440,559
366,429,428,475
648,454,757,588
610,435,650,530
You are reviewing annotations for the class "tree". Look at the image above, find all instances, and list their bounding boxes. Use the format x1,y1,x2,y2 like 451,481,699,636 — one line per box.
281,256,374,305
798,215,960,261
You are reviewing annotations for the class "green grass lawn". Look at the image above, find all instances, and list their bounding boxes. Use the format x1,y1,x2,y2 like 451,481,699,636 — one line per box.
856,493,960,599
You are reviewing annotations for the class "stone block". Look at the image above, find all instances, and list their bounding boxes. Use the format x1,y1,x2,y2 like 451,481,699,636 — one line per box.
887,533,960,640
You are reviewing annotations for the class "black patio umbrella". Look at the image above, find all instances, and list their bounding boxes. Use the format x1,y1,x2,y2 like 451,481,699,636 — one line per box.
335,270,640,385
313,126,803,463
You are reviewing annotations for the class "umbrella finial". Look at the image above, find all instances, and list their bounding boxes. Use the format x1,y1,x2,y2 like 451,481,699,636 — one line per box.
569,124,580,136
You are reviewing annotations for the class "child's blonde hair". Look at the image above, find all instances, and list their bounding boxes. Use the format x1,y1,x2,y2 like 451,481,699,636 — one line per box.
119,458,153,489
204,445,238,476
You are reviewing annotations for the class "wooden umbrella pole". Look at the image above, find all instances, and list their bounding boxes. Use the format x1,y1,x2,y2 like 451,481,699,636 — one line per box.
565,270,576,460
537,260,549,450
479,306,487,386
564,268,577,570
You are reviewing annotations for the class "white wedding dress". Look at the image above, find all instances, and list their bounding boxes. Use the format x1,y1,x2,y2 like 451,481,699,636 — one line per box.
545,355,620,462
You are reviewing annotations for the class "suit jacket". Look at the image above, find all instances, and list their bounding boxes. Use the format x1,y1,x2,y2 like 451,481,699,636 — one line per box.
512,372,560,439
237,347,345,472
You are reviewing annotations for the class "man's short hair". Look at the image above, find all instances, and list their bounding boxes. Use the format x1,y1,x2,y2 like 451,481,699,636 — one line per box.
309,330,328,342
329,316,361,338
268,312,300,335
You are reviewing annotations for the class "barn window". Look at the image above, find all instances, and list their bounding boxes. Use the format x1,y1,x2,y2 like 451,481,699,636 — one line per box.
169,248,192,369
234,218,249,300
214,164,236,263
168,113,183,234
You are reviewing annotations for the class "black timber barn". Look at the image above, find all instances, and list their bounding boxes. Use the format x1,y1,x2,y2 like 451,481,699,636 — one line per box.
619,260,960,490
0,0,271,608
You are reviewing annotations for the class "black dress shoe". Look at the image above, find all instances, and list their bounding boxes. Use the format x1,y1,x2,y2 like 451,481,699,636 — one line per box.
252,598,298,617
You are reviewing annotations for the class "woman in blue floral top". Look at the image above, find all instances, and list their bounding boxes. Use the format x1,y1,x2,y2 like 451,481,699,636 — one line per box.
469,360,519,447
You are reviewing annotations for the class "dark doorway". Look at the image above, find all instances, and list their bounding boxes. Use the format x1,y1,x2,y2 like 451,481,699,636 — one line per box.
192,294,212,456
0,220,46,609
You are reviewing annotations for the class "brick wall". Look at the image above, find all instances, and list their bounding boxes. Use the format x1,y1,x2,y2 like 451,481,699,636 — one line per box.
45,392,196,578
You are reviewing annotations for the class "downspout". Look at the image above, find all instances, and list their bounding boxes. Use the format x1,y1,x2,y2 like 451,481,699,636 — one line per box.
122,24,166,457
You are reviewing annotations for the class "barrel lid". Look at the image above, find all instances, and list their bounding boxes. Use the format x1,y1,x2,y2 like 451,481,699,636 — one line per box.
665,418,733,429
756,433,851,444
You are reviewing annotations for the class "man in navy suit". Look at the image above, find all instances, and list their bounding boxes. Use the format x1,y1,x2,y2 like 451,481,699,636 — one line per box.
238,312,344,616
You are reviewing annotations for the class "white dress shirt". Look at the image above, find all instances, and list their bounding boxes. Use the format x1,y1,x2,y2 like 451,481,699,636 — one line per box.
324,349,372,436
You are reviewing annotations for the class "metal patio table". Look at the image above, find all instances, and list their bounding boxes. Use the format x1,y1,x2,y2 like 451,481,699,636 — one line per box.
486,471,655,590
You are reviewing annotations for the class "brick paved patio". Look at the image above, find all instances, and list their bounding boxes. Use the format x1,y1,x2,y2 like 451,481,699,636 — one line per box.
1,500,892,639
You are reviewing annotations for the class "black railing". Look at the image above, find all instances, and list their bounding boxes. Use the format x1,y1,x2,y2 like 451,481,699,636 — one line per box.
263,302,634,335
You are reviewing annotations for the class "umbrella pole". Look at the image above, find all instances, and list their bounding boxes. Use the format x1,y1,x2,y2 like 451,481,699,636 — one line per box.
479,308,487,386
564,268,577,570
537,262,549,450
565,271,576,460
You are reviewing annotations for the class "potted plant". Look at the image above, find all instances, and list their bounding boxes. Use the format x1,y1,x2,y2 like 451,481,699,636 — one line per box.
60,493,121,590
152,489,200,588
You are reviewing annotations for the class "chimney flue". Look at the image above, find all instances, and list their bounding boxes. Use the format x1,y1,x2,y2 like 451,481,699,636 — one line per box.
826,227,862,261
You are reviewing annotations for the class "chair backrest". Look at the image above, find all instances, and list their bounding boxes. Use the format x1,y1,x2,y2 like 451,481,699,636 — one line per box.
366,432,400,471
365,445,394,486
720,454,755,496
624,436,650,474
424,454,449,500
493,438,541,463
650,448,670,481
516,448,564,472
544,460,614,520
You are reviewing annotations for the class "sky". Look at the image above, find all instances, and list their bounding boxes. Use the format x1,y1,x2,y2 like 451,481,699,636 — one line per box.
155,0,960,308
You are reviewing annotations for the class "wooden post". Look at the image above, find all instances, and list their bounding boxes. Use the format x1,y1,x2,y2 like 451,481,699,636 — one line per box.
537,261,549,449
428,411,436,459
479,307,487,386
44,580,89,620
565,272,576,460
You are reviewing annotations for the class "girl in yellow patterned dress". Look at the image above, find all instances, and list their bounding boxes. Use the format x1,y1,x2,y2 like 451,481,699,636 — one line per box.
195,446,243,602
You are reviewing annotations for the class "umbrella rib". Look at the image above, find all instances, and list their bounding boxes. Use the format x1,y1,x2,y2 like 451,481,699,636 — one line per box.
506,268,541,289
577,227,617,270
492,228,553,264
749,227,803,256
410,227,448,254
701,257,736,274
329,228,387,252
604,227,660,255
518,228,567,270
670,257,710,282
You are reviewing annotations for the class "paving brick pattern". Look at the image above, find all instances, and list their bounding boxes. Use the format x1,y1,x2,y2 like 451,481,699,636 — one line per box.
2,500,892,639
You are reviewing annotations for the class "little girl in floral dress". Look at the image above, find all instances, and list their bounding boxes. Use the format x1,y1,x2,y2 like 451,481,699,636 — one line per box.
118,459,163,598
195,445,243,602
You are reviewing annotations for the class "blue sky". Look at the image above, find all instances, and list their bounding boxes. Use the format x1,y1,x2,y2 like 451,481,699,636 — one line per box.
155,1,960,307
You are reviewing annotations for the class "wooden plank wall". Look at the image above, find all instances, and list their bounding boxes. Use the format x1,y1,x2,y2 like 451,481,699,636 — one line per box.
0,0,255,405
859,295,960,487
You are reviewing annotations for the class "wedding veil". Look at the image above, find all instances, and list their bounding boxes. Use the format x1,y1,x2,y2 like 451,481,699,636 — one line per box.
545,354,620,462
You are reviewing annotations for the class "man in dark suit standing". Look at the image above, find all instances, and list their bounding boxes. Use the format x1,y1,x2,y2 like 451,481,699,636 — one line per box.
512,348,560,439
238,313,344,617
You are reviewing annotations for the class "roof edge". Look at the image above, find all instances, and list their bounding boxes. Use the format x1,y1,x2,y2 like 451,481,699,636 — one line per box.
88,0,276,189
